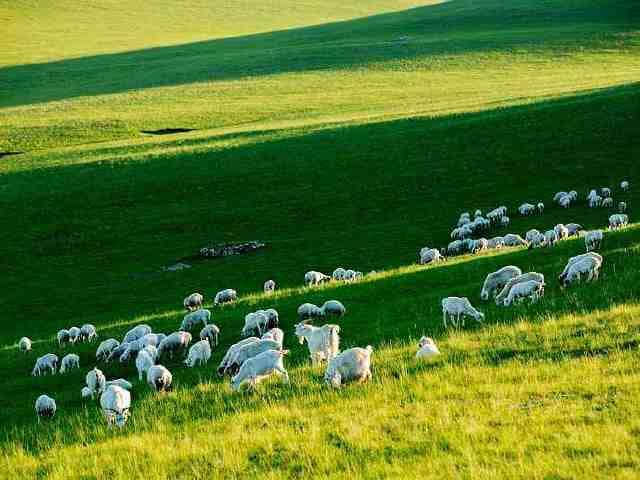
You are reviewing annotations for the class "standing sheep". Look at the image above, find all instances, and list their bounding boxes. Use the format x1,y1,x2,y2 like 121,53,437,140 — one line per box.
503,234,527,247
184,340,212,367
96,338,120,362
79,324,97,342
57,329,70,348
224,339,281,376
441,297,484,328
585,230,603,252
619,202,627,213
200,324,220,347
263,280,277,293
536,202,544,214
180,309,211,332
59,354,80,374
217,337,259,376
332,268,347,281
554,224,569,240
494,272,545,306
480,266,522,300
214,288,237,306
136,349,155,381
147,365,173,392
304,271,331,286
183,292,204,311
325,346,373,388
543,229,558,247
621,180,629,191
231,349,289,392
19,337,32,353
294,323,340,365
86,367,106,396
123,324,152,344
503,280,544,306
100,385,131,428
32,354,58,376
558,252,602,284
157,332,192,360
321,300,346,317
68,327,81,344
35,395,56,422
297,303,324,320
561,255,603,287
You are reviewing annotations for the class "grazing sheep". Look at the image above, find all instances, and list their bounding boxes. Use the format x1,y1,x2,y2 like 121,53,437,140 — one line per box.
224,339,281,376
294,322,340,365
487,236,504,249
518,203,535,216
261,328,284,347
86,367,106,396
587,189,598,202
106,342,130,363
494,272,545,306
200,324,220,347
185,340,212,367
619,201,627,213
471,238,489,254
419,247,443,265
32,354,58,376
553,191,568,203
474,209,482,218
100,385,131,428
500,215,511,227
147,365,173,392
602,197,613,208
589,195,602,208
480,266,522,301
105,379,133,390
525,229,541,244
558,252,603,284
441,297,484,328
554,223,569,240
96,338,120,362
566,223,583,237
585,230,603,252
561,255,603,287
447,240,463,256
81,386,93,399
119,341,143,363
19,337,32,353
138,333,166,348
142,344,157,362
601,187,611,198
304,271,330,286
503,233,527,247
321,300,346,317
35,395,56,422
136,350,154,381
451,225,472,240
217,337,259,376
543,229,558,247
59,353,80,374
297,303,324,320
621,180,629,191
416,337,440,359
503,280,544,306
157,332,192,360
609,213,629,230
80,324,97,342
528,232,546,249
180,309,210,332
325,346,373,388
263,279,276,293
68,327,81,344
536,202,544,214
183,292,204,311
123,324,152,344
242,311,269,337
332,268,347,281
231,349,289,392
558,195,571,208
214,288,237,305
57,329,70,348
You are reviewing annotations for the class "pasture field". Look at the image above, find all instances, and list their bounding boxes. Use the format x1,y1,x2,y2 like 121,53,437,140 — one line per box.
1,0,640,478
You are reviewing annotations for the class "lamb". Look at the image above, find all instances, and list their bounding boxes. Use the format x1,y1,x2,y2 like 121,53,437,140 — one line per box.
138,333,166,348
332,268,347,281
79,324,97,342
180,309,210,332
494,272,545,306
566,223,583,237
325,346,373,388
57,329,70,347
32,354,58,376
200,324,220,347
601,187,611,198
96,338,120,362
223,339,281,376
105,379,133,390
480,266,522,300
602,197,613,208
231,349,289,392
304,271,331,286
157,331,192,359
18,337,32,353
416,337,440,359
214,288,237,305
261,328,284,347
68,326,81,344
561,255,603,287
503,280,544,306
294,322,340,365
609,213,629,230
518,203,535,216
585,230,603,252
35,395,56,422
487,237,504,249
100,385,131,428
183,292,204,311
419,247,443,265
554,223,569,240
621,180,629,191
503,233,527,247
217,337,259,376
543,229,558,247
441,297,484,328
297,303,324,320
86,367,106,396
184,340,212,367
558,252,603,284
147,365,173,392
321,300,346,317
59,353,80,374
123,324,152,344
136,349,155,381
536,202,544,214
619,201,627,213
263,280,276,293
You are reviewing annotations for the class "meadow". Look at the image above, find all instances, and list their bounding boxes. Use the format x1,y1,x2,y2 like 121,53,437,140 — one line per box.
1,0,640,478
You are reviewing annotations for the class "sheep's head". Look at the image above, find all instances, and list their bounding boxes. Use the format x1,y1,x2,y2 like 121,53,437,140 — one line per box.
418,336,432,348
480,289,489,301
294,323,309,343
115,410,130,428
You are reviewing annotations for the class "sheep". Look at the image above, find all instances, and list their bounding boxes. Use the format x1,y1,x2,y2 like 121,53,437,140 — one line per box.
214,288,237,305
100,385,131,428
297,303,324,320
106,342,131,363
503,280,544,306
68,326,81,344
231,349,289,392
525,229,541,244
419,247,443,265
263,279,276,293
619,201,627,213
589,195,602,208
543,229,558,247
471,238,489,254
332,268,347,281
503,233,527,247
138,333,166,348
185,339,212,367
294,322,340,365
528,232,546,249
558,195,571,208
35,395,56,422
451,226,472,240
585,230,603,252
609,213,629,230
487,237,504,249
135,349,154,381
587,189,598,202
494,272,545,306
123,324,152,344
441,297,484,328
416,337,440,359
321,300,346,317
223,339,281,376
183,292,204,311
558,252,603,283
86,367,106,396
81,386,93,399
32,354,58,376
180,309,210,332
57,329,70,348
602,197,613,208
518,203,535,216
242,311,269,337
325,346,373,388
157,332,192,360
147,364,173,392
474,209,482,218
457,212,471,226
566,223,583,237
217,337,259,376
621,180,629,191
59,353,80,374
447,240,463,256
480,266,522,301
601,187,611,198
261,328,284,347
79,324,97,342
536,202,544,214
561,255,603,287
343,269,357,282
96,338,120,362
142,344,158,362
554,223,569,240
304,271,330,286
119,341,143,363
105,379,133,390
18,337,32,353
200,324,220,347
553,191,568,203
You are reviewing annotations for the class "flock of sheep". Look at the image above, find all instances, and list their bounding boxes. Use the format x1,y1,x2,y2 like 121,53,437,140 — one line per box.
19,179,631,427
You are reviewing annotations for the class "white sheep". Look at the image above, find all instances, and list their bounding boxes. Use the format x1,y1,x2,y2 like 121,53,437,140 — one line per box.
441,297,484,328
217,337,259,376
59,353,80,374
142,344,158,362
419,247,443,265
35,395,56,422
602,197,613,208
183,292,204,311
297,303,324,320
214,288,237,305
558,195,571,208
86,367,106,396
242,311,269,337
68,326,81,344
263,279,276,293
621,180,629,191
601,187,611,198
123,324,152,344
554,223,569,240
503,280,544,306
57,329,70,347
503,233,527,247
105,342,131,363
480,266,522,300
136,349,154,381
558,252,603,283
119,341,143,363
321,300,346,317
543,229,558,247
100,385,131,428
585,230,603,252
224,339,281,376
561,255,603,287
528,232,546,249
138,333,166,348
105,379,133,390
181,309,210,332
619,201,627,213
536,202,544,214
81,386,93,399
261,328,284,347
325,346,373,388
525,229,541,244
304,271,331,286
518,203,535,216
553,191,568,203
474,209,482,218
416,337,440,359
184,339,212,367
609,213,629,230
487,237,504,249
96,338,120,362
80,324,97,342
294,322,340,365
566,223,583,237
332,268,347,281
32,354,58,376
500,215,511,228
471,238,489,254
447,240,463,255
589,195,602,208
19,337,32,353
200,324,220,347
147,365,172,392
157,331,192,359
231,349,289,392
494,272,545,306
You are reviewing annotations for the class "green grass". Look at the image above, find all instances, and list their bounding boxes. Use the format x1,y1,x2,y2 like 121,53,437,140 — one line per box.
1,0,640,477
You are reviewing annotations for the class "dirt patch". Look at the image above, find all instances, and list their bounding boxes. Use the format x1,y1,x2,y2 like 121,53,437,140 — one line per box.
0,151,24,159
140,128,195,135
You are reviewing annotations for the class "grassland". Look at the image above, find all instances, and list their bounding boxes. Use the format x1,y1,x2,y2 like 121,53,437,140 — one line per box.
1,0,640,478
